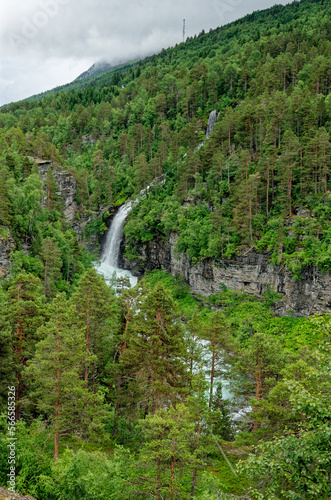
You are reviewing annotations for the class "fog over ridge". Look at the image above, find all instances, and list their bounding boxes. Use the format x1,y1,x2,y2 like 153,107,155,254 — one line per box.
0,0,294,105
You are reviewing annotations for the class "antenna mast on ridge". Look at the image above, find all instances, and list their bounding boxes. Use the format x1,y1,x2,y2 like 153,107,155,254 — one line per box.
182,19,186,43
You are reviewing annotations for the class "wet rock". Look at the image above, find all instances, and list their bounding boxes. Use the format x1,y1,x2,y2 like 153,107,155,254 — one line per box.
206,109,217,138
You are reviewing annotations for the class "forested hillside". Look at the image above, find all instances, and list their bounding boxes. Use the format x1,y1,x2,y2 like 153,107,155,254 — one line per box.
0,0,331,498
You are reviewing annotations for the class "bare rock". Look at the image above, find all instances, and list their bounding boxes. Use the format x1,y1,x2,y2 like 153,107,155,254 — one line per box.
0,228,16,278
0,487,37,500
36,159,77,225
120,232,331,317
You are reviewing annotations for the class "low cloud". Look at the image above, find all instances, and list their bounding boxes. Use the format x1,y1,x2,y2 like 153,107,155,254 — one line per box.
0,0,293,105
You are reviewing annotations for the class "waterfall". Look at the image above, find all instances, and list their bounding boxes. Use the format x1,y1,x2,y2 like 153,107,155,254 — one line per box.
96,110,217,287
96,178,165,289
206,110,217,138
96,178,250,424
101,201,133,267
96,199,138,289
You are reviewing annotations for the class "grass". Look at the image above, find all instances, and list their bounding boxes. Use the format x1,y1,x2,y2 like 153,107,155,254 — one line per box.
142,269,201,318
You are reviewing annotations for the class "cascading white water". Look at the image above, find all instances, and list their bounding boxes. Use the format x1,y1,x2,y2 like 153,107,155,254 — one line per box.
95,176,249,423
96,178,165,289
101,201,133,267
206,109,217,138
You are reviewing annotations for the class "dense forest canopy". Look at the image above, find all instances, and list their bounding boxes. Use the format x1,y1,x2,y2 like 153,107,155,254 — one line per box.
0,0,331,498
1,0,331,276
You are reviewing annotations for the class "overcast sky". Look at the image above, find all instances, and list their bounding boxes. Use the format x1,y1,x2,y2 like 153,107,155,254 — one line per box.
0,0,294,106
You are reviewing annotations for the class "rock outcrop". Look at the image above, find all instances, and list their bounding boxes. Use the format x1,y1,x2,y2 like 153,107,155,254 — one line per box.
35,159,77,225
120,233,331,317
0,487,36,500
72,205,114,252
30,158,112,250
0,229,16,278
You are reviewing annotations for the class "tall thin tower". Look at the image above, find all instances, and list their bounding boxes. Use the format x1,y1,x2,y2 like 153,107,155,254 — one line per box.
182,19,186,43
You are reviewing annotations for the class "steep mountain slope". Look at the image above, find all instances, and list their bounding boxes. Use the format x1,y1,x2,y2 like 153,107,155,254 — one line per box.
0,1,331,499
23,58,143,103
74,61,116,81
1,0,330,288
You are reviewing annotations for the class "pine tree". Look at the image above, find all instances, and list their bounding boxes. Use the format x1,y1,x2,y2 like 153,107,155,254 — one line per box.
115,284,190,417
135,404,198,500
236,332,286,432
277,130,299,216
304,128,331,195
24,294,107,461
71,268,116,389
40,237,62,300
186,374,209,499
200,310,230,410
134,152,152,191
6,272,43,420
233,173,260,245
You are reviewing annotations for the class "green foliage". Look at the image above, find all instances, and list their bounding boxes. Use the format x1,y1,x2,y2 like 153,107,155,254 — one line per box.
24,294,108,461
49,447,133,500
70,267,117,388
0,2,331,498
8,173,43,238
238,351,331,499
113,283,190,419
0,1,331,278
0,0,330,274
133,404,207,499
0,289,14,411
0,416,54,499
142,269,198,317
84,216,107,238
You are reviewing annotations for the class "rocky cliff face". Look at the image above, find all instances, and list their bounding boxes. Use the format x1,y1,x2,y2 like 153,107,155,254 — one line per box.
0,229,15,279
120,233,331,317
31,158,111,251
0,486,36,500
36,159,78,225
